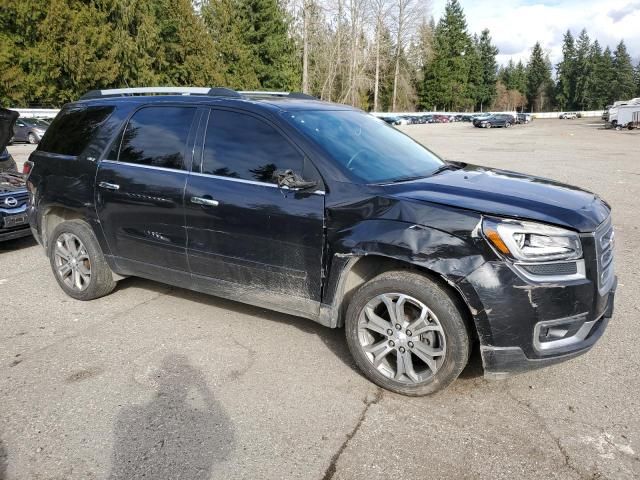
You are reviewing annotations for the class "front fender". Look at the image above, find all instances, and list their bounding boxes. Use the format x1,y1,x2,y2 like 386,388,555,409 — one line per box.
330,219,487,279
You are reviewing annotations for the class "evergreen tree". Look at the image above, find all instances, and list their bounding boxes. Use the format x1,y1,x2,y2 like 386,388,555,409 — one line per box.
420,0,474,110
573,29,591,110
241,0,300,90
555,30,576,110
611,40,636,101
465,35,482,110
587,40,613,110
635,61,640,96
151,0,223,86
475,29,498,111
526,42,553,111
513,60,528,95
202,0,260,89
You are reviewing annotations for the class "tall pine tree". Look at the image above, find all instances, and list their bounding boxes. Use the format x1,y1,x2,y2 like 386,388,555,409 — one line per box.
475,29,498,111
555,30,576,110
573,29,591,110
241,0,300,90
526,42,553,111
611,40,636,101
420,0,473,110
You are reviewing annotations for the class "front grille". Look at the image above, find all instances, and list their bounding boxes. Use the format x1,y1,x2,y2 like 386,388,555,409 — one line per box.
0,191,29,208
595,217,615,294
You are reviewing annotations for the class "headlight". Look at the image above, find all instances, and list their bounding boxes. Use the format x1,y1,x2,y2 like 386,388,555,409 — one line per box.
482,217,582,262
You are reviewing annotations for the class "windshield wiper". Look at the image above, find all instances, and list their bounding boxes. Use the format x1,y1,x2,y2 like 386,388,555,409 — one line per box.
429,164,455,176
387,175,428,184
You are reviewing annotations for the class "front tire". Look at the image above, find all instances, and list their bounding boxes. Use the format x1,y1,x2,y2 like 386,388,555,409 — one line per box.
345,271,471,396
48,220,116,300
28,133,38,144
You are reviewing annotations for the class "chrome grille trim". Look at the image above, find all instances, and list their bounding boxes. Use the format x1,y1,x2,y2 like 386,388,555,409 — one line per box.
594,216,615,295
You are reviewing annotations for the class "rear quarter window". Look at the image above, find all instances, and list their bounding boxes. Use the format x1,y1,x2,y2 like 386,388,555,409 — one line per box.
38,106,114,156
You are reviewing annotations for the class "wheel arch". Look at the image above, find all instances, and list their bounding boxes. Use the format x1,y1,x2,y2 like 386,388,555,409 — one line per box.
325,253,479,343
40,206,85,249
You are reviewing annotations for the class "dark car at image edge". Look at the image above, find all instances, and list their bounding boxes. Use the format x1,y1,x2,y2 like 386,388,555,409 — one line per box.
26,87,616,396
1,107,31,241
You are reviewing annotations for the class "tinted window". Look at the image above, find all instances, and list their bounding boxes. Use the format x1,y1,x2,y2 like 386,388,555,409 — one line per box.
118,106,196,170
283,110,443,184
202,110,304,183
38,106,114,156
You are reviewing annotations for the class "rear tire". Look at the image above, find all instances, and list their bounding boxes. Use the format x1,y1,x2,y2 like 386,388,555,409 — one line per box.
48,220,116,300
27,133,38,144
345,271,471,396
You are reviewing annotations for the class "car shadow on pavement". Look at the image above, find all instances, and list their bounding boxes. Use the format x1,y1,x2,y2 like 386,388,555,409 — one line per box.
0,235,36,252
115,277,360,376
106,354,234,480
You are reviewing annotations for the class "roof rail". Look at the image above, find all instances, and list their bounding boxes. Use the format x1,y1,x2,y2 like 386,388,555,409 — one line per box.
239,91,318,100
79,87,241,100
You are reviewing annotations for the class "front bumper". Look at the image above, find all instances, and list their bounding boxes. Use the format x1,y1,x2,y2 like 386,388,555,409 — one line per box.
1,204,31,241
0,224,32,241
456,241,616,379
481,282,614,379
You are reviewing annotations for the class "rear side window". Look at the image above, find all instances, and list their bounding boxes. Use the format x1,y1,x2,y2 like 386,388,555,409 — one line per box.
116,106,196,170
202,110,304,184
38,106,114,156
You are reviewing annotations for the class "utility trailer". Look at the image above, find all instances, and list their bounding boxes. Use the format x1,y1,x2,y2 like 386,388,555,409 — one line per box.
612,104,640,130
609,98,640,128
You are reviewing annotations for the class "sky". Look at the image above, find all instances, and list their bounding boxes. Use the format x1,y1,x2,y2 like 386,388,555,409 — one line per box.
431,0,640,66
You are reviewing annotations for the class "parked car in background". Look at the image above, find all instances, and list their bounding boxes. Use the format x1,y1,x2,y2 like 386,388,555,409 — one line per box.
0,107,30,241
27,87,615,396
12,117,50,144
432,115,450,123
516,113,532,124
559,112,578,119
381,116,402,126
473,114,514,128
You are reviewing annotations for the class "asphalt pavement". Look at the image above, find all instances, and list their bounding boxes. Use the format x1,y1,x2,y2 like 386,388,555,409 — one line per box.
1,119,638,479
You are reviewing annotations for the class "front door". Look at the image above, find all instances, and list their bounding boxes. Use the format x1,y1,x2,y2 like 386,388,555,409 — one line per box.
184,108,325,307
95,105,198,274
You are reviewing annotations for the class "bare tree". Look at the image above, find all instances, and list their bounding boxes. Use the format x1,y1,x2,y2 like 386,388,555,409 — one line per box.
390,0,428,110
370,0,391,111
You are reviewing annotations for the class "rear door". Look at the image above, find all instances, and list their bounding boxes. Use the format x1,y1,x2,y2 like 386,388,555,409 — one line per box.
184,108,325,304
95,105,198,274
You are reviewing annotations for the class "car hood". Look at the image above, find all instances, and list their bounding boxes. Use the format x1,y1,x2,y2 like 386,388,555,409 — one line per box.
0,172,26,194
0,108,19,151
386,164,610,232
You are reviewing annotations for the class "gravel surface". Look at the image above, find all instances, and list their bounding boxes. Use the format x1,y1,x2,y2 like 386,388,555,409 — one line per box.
1,119,638,479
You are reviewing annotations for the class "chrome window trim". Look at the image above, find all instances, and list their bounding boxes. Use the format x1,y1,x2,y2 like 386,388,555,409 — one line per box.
100,159,188,174
99,160,326,195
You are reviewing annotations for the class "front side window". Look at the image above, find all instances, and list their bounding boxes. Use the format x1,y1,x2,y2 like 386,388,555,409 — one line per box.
202,110,304,184
284,110,444,184
117,106,196,170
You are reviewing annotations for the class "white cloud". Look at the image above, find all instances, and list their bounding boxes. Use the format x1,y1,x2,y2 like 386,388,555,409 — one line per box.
431,0,640,66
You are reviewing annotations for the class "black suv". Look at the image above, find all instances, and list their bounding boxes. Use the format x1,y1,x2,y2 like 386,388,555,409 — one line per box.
27,87,616,396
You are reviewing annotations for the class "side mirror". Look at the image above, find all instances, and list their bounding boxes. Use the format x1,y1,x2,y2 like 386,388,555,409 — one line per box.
274,169,317,191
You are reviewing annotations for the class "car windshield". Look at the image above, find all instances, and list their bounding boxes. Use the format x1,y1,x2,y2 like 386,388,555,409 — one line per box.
284,110,443,183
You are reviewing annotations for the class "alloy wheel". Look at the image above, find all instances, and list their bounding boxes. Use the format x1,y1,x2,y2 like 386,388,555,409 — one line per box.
357,293,447,384
54,233,91,291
